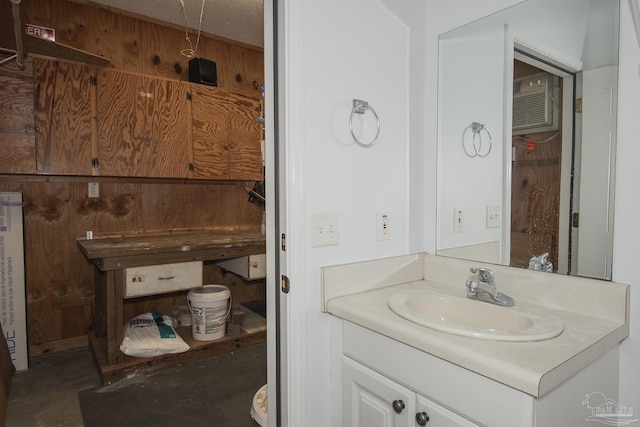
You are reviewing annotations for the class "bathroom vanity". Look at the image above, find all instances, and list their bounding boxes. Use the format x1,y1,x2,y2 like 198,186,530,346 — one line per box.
322,253,629,426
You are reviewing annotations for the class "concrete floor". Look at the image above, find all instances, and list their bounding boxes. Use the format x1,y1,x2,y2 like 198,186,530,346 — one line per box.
6,347,101,426
5,343,266,426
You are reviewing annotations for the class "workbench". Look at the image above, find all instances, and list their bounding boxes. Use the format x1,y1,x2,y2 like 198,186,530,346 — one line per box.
77,230,266,383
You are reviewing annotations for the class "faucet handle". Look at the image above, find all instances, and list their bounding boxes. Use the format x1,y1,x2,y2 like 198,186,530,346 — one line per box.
470,267,494,284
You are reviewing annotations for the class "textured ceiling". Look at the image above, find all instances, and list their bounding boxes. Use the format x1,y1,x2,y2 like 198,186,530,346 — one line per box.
90,0,264,48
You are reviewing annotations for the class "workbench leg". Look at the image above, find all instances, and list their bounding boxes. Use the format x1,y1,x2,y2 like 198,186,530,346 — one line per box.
105,270,125,365
94,269,107,337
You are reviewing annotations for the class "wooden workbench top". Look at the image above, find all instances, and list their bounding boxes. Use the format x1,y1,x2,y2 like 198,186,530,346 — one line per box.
77,229,266,271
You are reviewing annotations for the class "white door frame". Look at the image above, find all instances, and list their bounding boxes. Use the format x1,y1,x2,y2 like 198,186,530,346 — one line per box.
266,0,306,425
503,26,582,269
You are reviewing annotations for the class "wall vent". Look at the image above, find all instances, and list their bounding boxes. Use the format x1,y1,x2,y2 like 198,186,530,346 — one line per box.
512,73,559,135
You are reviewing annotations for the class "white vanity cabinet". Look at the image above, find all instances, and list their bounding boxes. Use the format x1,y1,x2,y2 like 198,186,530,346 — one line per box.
333,318,620,427
343,355,477,426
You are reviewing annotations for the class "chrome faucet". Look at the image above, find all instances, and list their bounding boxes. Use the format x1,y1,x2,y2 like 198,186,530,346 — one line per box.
466,267,514,307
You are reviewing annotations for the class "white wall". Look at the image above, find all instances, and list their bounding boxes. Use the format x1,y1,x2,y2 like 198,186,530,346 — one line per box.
613,0,640,413
285,0,640,423
438,27,505,251
286,0,426,424
437,0,602,254
431,0,640,415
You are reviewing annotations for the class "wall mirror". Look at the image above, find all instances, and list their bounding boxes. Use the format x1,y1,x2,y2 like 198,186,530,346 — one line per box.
436,0,619,280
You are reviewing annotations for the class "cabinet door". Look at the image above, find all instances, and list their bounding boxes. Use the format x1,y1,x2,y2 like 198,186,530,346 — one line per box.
191,85,229,179
0,60,36,173
343,356,415,427
416,394,479,427
34,58,95,175
227,92,262,180
97,69,191,178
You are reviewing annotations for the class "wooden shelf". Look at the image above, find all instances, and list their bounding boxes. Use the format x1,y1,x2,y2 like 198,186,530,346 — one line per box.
24,34,111,67
89,325,267,385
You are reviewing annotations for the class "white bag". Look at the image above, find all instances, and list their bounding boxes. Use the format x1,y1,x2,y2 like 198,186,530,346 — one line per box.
120,312,189,358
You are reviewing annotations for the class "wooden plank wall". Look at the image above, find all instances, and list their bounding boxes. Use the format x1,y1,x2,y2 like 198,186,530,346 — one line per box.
22,0,264,98
0,0,265,355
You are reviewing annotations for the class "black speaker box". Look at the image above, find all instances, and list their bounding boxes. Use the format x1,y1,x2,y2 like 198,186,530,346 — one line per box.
189,57,217,86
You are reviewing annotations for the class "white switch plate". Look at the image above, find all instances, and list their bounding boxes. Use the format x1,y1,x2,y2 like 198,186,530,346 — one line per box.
486,205,501,228
88,182,99,198
377,212,390,241
311,212,339,247
453,208,463,233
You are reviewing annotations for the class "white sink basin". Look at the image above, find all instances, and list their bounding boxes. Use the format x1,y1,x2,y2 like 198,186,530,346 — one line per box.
387,291,563,342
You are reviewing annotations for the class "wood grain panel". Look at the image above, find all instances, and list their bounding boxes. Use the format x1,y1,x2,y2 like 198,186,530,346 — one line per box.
228,92,263,180
191,85,229,179
204,264,266,307
0,177,263,349
97,69,191,178
0,60,37,174
34,58,95,174
23,0,264,98
0,0,265,353
225,44,265,95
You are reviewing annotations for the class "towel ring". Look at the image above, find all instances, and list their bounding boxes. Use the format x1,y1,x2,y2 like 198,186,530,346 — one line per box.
462,122,492,158
349,99,380,148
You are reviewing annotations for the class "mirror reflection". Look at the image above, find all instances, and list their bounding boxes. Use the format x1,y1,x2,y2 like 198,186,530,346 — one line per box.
437,0,619,280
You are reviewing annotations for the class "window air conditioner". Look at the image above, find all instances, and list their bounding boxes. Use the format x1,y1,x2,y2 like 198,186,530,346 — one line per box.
512,73,559,135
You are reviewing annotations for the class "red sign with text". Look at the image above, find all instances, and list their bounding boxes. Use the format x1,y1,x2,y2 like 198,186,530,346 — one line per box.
25,24,55,41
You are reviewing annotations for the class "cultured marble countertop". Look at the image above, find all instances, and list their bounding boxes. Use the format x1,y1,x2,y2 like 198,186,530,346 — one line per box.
323,253,629,398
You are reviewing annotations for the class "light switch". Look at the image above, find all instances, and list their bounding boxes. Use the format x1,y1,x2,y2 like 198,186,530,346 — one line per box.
311,212,339,247
486,205,501,228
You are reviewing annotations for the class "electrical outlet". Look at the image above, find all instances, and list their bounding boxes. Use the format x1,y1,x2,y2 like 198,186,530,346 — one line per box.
377,212,390,241
486,205,501,228
88,182,99,198
86,230,93,240
453,209,463,233
311,212,339,247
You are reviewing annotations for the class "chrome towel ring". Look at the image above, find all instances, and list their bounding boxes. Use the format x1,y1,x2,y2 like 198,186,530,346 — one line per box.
349,99,380,148
462,122,492,158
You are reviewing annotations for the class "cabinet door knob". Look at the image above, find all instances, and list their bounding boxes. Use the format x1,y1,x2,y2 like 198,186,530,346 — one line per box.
392,399,405,413
416,411,430,425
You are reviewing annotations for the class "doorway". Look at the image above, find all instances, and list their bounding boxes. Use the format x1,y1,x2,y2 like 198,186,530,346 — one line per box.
509,56,576,274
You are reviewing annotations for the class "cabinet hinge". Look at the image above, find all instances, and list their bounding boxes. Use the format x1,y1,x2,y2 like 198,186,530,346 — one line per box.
188,163,194,171
281,233,286,251
575,98,582,113
281,275,290,294
89,76,97,86
186,92,192,101
572,212,580,228
92,158,99,168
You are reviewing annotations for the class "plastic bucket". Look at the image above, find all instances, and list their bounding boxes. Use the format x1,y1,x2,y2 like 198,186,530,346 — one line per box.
187,285,231,341
250,383,268,426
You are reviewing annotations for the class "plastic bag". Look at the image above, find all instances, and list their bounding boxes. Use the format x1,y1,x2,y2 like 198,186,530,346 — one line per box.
120,312,189,358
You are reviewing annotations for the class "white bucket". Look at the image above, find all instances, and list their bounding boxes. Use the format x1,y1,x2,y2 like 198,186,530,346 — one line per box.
187,285,231,341
250,383,268,426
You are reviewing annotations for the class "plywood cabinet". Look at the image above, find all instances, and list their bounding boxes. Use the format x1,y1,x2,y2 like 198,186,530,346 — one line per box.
0,61,37,174
191,85,229,179
227,91,263,180
1,61,262,181
34,58,96,175
97,69,192,178
191,85,263,180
